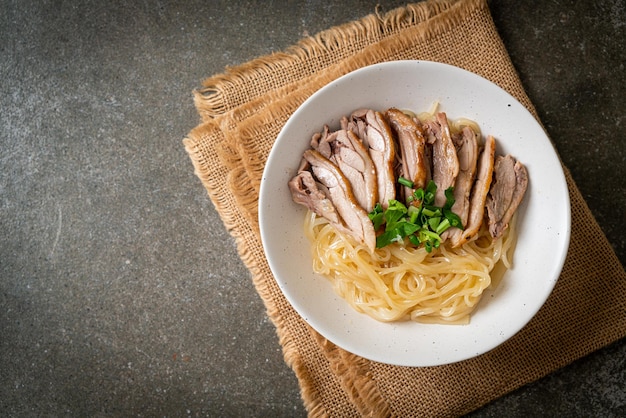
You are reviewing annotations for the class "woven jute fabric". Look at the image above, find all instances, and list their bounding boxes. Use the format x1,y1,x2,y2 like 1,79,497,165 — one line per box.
184,0,626,416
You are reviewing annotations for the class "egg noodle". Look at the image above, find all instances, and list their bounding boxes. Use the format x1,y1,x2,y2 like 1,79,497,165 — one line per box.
304,210,517,324
302,106,518,324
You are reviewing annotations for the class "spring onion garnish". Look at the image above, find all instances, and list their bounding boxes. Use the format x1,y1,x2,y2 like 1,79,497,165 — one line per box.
368,180,464,252
397,176,415,188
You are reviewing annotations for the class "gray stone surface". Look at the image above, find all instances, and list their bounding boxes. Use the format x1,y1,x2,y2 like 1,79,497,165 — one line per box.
1,0,624,416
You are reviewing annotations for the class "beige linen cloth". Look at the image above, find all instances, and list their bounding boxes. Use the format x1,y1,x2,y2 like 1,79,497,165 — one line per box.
183,0,626,416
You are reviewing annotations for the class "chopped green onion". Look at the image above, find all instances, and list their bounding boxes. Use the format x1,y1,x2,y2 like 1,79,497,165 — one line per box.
408,205,420,224
443,209,463,229
435,218,451,235
428,216,441,231
420,229,442,243
398,176,414,188
444,187,455,209
421,207,438,218
425,181,437,204
368,181,465,252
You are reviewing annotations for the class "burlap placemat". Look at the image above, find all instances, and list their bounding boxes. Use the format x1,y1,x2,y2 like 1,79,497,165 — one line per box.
184,0,626,416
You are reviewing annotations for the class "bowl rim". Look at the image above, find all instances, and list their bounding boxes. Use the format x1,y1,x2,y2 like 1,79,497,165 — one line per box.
259,60,571,366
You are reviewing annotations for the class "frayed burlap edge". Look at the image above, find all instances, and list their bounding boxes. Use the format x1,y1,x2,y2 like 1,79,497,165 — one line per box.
228,0,532,205
193,2,509,415
184,123,361,416
183,0,626,415
182,0,524,415
193,0,461,121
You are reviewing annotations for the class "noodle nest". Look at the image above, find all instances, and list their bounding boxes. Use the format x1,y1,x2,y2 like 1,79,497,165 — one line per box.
304,210,516,324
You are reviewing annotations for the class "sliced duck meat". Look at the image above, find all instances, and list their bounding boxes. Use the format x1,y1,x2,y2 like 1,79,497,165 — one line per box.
289,169,342,226
344,109,397,209
341,109,368,146
310,125,334,159
385,107,429,201
441,126,479,246
425,112,460,207
290,150,377,252
311,127,378,213
486,154,529,239
457,135,496,246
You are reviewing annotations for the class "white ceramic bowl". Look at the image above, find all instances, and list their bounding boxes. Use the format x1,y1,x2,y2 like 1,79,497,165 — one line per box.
259,60,570,367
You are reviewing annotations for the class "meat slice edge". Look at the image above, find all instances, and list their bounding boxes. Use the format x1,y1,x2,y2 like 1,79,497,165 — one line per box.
289,170,342,226
289,150,376,252
385,107,429,202
312,127,378,213
426,112,460,207
442,126,479,246
486,154,529,239
458,135,496,246
345,109,397,209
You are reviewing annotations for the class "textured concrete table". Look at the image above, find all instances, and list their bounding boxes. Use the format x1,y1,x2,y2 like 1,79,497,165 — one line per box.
1,1,624,416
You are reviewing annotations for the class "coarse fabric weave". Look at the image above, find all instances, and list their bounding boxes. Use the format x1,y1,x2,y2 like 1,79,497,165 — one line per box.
183,0,626,416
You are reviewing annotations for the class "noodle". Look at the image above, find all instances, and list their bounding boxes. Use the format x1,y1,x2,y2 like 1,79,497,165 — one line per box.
304,210,516,324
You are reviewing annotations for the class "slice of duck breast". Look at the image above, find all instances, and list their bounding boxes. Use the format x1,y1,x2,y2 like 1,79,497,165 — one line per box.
385,107,429,201
425,112,460,207
313,128,378,213
457,135,496,246
289,169,342,226
290,150,377,252
486,154,529,239
344,109,397,209
442,126,479,246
